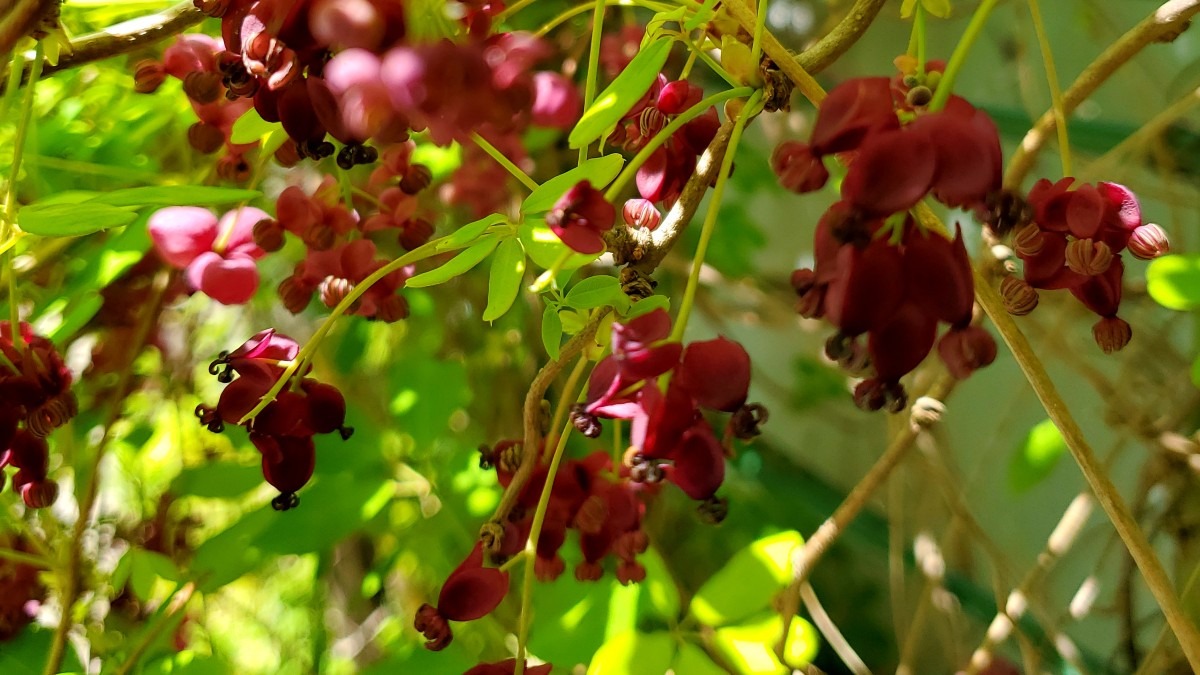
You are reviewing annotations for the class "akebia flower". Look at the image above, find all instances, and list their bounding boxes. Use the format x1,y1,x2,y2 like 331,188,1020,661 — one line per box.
196,329,352,510
414,542,510,651
149,206,268,305
545,181,615,255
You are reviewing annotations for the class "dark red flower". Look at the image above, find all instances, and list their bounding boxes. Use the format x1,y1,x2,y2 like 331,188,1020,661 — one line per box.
546,181,615,254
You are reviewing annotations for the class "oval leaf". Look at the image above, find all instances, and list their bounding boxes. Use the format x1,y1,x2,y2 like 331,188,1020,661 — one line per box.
483,238,527,322
522,155,625,214
18,203,138,237
569,37,673,149
542,305,563,359
587,630,674,675
689,530,803,626
1147,254,1200,311
406,235,500,288
439,213,507,251
565,275,630,312
1008,418,1067,493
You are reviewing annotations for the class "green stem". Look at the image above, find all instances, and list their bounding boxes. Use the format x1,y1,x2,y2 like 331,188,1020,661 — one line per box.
469,132,539,193
514,417,575,675
535,0,674,38
670,90,762,342
239,233,464,425
681,36,743,89
494,0,537,24
915,4,926,75
604,86,754,202
542,354,591,463
580,0,607,165
0,547,53,569
4,44,43,352
750,0,769,67
1027,0,1072,176
928,0,1001,112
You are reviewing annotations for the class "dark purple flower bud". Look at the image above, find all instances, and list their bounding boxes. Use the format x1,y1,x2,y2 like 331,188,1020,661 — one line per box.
1065,238,1113,276
1000,276,1039,316
1093,316,1132,354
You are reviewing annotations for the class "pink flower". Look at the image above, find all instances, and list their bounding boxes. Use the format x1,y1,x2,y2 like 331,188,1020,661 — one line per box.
149,206,268,305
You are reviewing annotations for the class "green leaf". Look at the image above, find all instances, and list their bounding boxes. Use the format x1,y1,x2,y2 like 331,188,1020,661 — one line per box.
230,108,278,144
438,213,506,251
565,275,630,313
542,305,563,359
522,155,625,214
1147,254,1200,311
518,220,599,270
639,546,681,621
129,549,181,602
1009,418,1068,493
171,460,264,499
670,642,726,675
405,235,499,288
587,631,675,675
683,0,719,30
483,238,527,321
713,614,811,675
569,37,673,149
689,530,803,626
91,185,261,208
18,202,138,237
622,294,670,319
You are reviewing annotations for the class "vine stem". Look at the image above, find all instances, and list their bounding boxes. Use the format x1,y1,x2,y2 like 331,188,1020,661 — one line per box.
43,269,173,675
579,0,607,165
603,87,754,202
973,273,1200,669
238,230,489,425
1005,0,1200,188
671,89,762,341
928,0,1001,112
1026,0,1072,177
469,132,539,193
515,417,575,675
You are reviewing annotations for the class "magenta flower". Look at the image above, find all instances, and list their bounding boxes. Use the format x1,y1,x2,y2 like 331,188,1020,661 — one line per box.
545,181,615,254
149,206,268,305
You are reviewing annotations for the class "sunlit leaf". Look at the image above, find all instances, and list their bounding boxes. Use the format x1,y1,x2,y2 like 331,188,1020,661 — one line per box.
482,237,526,322
229,108,277,144
522,154,625,214
569,37,673,149
1009,418,1067,493
622,294,670,319
405,235,499,288
18,203,138,237
1147,254,1200,311
91,186,261,207
565,275,630,313
689,530,803,626
713,613,818,675
587,630,674,675
670,642,726,675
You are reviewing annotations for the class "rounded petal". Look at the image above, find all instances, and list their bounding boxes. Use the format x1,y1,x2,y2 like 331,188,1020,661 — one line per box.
841,127,936,216
191,252,260,305
438,567,510,621
149,207,218,268
677,337,751,412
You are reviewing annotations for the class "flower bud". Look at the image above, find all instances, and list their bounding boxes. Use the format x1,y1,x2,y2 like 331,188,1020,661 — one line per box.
318,276,356,310
1065,238,1113,276
1000,276,1039,316
20,479,58,509
937,325,997,379
278,275,313,314
400,163,433,194
622,198,661,231
252,218,285,252
1128,223,1169,260
133,60,167,93
399,218,434,250
905,85,933,107
1012,223,1044,258
182,70,223,104
303,223,337,251
376,294,410,323
187,122,225,154
771,141,829,194
1093,316,1132,354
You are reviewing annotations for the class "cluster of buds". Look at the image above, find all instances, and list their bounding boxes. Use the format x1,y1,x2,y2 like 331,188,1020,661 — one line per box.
774,64,1006,410
194,329,352,510
1002,178,1169,352
610,75,720,208
0,322,75,509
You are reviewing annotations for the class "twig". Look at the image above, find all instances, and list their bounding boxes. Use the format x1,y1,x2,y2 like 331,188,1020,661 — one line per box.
1004,0,1200,188
482,312,606,551
973,271,1200,670
800,582,870,675
4,1,204,91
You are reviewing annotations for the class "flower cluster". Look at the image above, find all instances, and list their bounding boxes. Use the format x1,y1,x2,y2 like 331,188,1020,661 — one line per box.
610,75,720,207
149,206,268,305
195,329,352,510
1001,178,1170,352
774,68,1005,410
0,322,75,509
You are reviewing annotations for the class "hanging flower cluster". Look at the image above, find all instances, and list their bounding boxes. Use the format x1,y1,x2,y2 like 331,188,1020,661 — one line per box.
195,329,352,510
0,322,75,509
774,66,1008,410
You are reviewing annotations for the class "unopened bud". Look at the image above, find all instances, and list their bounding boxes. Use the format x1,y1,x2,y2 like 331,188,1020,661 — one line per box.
1000,276,1039,316
1093,316,1132,354
252,218,285,252
278,275,312,314
1128,223,1169,260
187,122,225,154
622,198,661,231
133,60,166,93
318,276,356,310
1012,223,1044,258
376,294,410,323
400,163,432,194
906,85,933,107
182,70,223,104
399,218,434,250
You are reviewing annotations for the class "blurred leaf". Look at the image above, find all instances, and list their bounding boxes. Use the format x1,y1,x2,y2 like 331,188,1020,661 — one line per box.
639,547,680,622
145,651,233,675
91,186,261,208
438,213,506,251
901,0,952,18
586,630,674,675
684,0,718,30
406,235,499,288
190,509,274,592
530,573,634,669
713,613,816,675
542,305,563,359
565,275,630,313
129,550,181,602
670,642,725,675
1147,254,1200,311
522,155,625,214
170,460,264,499
230,108,276,144
18,202,138,237
569,37,673,149
689,530,802,626
1009,418,1068,493
0,627,83,674
791,357,847,410
482,237,527,322
783,616,820,669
